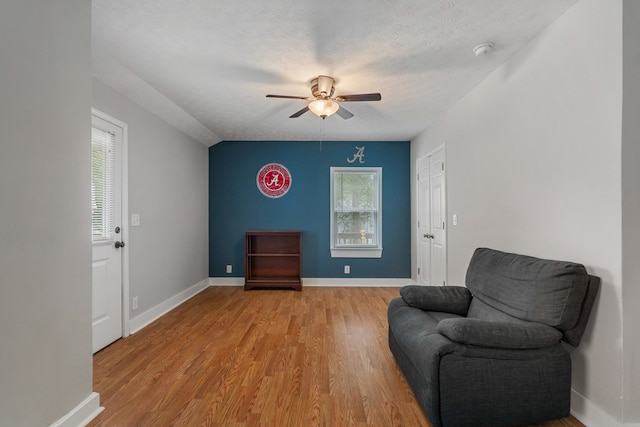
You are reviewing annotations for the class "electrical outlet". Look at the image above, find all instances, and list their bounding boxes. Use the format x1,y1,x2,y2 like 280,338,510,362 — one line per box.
344,265,350,274
226,264,232,274
132,296,138,310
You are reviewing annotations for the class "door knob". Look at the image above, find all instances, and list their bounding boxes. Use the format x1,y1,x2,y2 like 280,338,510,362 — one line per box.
115,241,125,249
423,234,434,239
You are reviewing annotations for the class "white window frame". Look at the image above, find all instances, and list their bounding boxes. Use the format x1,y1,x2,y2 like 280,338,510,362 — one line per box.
330,167,383,258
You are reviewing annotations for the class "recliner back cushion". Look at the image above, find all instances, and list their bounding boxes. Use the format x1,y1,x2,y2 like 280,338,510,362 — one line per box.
466,248,589,330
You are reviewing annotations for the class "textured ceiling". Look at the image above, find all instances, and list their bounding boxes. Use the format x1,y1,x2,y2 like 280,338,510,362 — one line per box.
92,0,579,146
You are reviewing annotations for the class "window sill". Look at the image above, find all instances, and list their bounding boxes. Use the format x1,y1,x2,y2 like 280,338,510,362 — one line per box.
330,247,382,258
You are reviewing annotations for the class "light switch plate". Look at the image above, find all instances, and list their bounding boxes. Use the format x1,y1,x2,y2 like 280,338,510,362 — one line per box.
131,214,140,227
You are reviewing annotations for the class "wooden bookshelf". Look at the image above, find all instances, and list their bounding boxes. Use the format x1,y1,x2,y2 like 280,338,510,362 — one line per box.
244,230,302,291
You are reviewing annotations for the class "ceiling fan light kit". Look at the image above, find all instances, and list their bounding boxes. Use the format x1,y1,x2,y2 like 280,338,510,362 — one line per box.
308,99,340,119
266,75,382,120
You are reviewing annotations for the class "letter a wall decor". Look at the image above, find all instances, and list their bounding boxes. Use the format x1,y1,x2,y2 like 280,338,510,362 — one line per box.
256,163,292,198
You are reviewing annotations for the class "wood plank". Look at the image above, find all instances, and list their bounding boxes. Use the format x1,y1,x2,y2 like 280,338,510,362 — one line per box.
89,287,584,427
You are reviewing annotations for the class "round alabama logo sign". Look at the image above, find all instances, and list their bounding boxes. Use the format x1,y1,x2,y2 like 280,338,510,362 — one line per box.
256,163,292,198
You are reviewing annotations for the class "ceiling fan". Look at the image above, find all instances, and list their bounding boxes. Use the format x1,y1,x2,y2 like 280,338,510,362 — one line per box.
266,75,382,120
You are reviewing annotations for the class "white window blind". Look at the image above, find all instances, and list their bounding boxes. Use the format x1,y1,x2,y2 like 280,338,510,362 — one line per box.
91,127,116,241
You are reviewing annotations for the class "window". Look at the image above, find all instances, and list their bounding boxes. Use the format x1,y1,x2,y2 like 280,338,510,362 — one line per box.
91,126,115,241
330,167,382,258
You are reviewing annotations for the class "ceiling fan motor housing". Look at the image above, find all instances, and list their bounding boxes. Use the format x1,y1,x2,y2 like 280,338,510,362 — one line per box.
311,75,335,99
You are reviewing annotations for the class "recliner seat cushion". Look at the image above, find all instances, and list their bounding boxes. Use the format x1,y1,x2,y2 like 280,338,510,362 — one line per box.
436,318,563,349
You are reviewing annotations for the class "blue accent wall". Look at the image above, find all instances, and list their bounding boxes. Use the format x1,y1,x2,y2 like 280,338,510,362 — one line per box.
209,140,410,278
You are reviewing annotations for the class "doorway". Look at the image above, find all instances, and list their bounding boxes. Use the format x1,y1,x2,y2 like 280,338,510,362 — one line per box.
416,146,447,286
91,109,129,353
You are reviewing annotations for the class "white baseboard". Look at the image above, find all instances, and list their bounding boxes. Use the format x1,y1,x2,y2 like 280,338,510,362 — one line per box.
49,392,103,427
208,277,244,286
571,389,623,427
302,277,411,287
130,279,209,334
208,277,411,287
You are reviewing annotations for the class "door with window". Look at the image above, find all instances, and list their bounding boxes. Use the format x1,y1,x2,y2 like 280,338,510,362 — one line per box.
91,112,124,353
417,147,447,285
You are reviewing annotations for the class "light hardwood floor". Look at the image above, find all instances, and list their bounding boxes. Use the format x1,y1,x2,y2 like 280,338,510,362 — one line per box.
90,286,584,427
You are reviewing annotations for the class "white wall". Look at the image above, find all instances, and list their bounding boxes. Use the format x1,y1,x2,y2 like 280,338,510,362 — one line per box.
0,1,96,426
622,1,640,422
412,0,627,424
92,78,209,321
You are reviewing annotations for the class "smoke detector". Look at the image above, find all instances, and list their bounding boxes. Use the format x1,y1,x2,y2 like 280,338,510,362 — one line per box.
473,42,495,57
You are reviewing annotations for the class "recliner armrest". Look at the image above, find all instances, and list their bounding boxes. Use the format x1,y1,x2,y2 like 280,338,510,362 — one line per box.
400,285,472,315
437,318,563,349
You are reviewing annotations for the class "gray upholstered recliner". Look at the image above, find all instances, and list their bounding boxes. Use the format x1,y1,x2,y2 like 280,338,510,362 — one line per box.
388,248,600,427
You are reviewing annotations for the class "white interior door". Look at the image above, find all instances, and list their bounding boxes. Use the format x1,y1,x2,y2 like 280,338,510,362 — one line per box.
416,147,447,286
417,156,431,284
91,113,124,353
429,149,446,286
